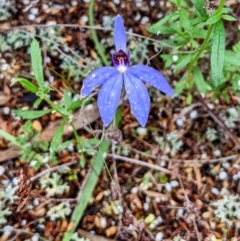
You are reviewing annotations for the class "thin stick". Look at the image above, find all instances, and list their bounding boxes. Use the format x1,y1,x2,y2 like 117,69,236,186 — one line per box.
108,153,172,174
30,160,77,182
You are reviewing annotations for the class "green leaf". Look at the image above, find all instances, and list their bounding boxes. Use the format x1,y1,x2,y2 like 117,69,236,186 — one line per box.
205,14,221,25
67,99,82,112
63,139,110,241
176,0,181,6
221,14,236,21
186,93,193,104
146,13,177,34
193,66,212,93
224,51,240,67
12,78,38,93
50,122,65,153
210,20,225,87
175,54,194,72
14,109,52,119
31,39,44,87
54,105,71,117
63,89,72,109
191,0,207,17
58,140,73,152
0,129,22,147
178,9,192,32
33,98,43,108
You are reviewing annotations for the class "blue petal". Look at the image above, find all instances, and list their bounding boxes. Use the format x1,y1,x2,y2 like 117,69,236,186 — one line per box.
129,65,174,97
114,15,127,52
81,67,118,97
124,72,150,127
97,73,123,126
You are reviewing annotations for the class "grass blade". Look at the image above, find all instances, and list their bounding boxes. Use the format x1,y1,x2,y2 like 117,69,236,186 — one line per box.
62,138,110,241
210,20,225,87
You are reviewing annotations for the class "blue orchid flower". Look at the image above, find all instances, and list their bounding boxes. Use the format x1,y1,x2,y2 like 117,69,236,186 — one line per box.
81,14,174,127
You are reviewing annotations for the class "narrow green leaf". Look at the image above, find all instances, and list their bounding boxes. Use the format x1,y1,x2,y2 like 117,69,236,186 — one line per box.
12,78,38,93
54,105,71,117
193,66,212,93
67,99,82,112
146,13,177,34
50,122,64,153
58,140,73,152
176,0,181,6
178,9,192,32
225,50,240,67
63,89,72,109
191,0,207,17
30,39,44,87
62,139,110,241
211,20,225,87
0,129,22,147
175,54,194,72
205,14,221,25
14,109,52,119
221,14,236,21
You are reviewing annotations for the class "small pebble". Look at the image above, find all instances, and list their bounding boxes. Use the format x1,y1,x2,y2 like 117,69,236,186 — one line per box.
0,166,5,176
67,143,74,152
155,232,163,241
23,0,30,4
177,208,184,217
201,153,208,159
237,171,240,178
143,203,149,211
136,127,147,136
176,118,184,127
131,186,138,194
71,0,78,6
211,187,219,196
32,233,39,241
33,198,39,206
28,13,36,21
190,110,198,119
0,63,9,71
219,171,228,180
156,216,163,225
213,149,221,156
170,180,179,188
30,7,39,15
155,197,161,203
21,220,27,226
233,174,238,181
141,16,149,24
2,107,10,115
12,177,18,186
117,205,124,213
29,160,37,167
113,0,120,3
2,179,10,186
222,162,230,169
3,225,13,235
150,0,155,6
145,196,150,203
149,223,156,230
165,182,172,192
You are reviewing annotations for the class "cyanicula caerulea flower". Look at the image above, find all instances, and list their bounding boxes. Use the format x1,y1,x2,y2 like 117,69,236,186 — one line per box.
81,14,174,127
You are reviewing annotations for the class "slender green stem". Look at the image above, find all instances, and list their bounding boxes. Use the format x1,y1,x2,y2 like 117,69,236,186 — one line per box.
187,0,226,81
43,96,82,148
88,0,109,66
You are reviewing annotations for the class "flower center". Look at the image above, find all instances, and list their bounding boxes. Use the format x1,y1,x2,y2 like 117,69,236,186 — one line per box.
112,50,130,73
